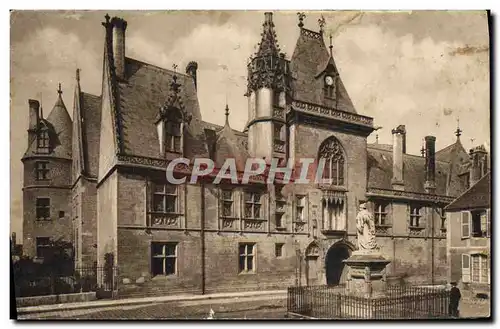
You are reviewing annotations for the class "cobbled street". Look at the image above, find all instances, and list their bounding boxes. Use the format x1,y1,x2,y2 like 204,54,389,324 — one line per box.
17,297,490,320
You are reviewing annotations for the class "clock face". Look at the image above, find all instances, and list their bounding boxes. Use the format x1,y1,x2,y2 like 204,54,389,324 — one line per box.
325,75,334,86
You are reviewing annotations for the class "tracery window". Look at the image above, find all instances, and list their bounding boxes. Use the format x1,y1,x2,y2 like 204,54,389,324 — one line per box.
318,137,345,186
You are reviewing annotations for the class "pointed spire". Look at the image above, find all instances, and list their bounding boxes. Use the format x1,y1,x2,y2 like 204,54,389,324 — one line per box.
255,12,280,57
455,117,462,139
297,12,306,28
329,34,333,57
224,104,230,126
318,15,326,34
420,139,425,157
40,93,44,119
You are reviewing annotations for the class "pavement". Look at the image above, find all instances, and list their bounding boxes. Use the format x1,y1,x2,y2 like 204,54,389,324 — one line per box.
16,289,287,318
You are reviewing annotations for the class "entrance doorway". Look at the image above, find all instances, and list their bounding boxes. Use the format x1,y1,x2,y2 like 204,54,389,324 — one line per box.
325,244,350,285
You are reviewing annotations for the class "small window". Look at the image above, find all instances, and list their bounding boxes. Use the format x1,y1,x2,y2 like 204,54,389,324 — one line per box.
275,213,284,228
35,161,49,180
36,198,50,220
296,195,306,222
165,119,182,153
151,242,177,276
409,205,422,227
36,237,51,258
244,191,263,219
470,254,489,283
220,189,234,217
461,211,471,238
275,243,284,258
152,183,177,213
36,130,50,153
239,243,256,273
374,202,388,226
471,210,489,238
59,211,65,218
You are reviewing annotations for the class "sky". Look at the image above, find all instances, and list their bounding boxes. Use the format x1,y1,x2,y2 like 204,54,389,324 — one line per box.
10,10,490,240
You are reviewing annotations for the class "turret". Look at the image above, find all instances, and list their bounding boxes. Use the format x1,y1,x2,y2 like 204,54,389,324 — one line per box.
246,12,290,161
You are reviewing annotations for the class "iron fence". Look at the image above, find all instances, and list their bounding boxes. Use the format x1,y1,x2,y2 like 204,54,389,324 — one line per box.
14,265,118,298
287,284,450,319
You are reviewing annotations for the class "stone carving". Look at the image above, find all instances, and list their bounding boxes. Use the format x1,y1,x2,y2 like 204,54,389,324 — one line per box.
273,140,285,153
367,188,454,203
151,213,179,227
273,106,285,119
222,218,235,229
292,100,374,127
295,222,306,232
244,219,264,230
356,203,378,251
301,28,322,40
319,137,344,161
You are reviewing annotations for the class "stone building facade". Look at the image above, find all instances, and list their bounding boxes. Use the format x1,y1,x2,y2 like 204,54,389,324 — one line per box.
22,12,484,296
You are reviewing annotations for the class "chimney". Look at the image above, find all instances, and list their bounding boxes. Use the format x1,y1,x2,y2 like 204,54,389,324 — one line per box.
110,17,127,79
424,135,436,193
28,99,40,131
391,125,406,190
186,61,198,90
469,145,488,185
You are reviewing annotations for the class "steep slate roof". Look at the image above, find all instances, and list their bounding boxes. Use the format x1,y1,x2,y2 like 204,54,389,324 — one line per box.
445,172,490,211
117,57,209,160
290,28,356,113
367,146,448,195
23,92,72,160
80,92,102,177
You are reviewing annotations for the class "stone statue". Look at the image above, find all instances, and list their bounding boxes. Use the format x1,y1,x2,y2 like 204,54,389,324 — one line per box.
356,203,378,251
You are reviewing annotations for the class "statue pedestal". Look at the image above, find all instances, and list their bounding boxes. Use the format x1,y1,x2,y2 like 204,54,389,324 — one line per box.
343,250,391,298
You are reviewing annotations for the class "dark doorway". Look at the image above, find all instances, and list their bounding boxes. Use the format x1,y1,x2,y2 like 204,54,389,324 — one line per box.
325,244,350,285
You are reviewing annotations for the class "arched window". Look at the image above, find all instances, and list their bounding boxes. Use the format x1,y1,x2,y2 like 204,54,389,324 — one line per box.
318,137,345,186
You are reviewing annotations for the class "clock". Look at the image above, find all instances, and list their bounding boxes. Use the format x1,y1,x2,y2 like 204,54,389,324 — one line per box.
325,75,335,86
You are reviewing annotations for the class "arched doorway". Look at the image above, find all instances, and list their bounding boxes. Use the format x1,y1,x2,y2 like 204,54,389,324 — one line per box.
325,243,351,286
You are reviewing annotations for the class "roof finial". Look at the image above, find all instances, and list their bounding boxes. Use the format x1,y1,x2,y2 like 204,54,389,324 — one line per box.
455,117,462,139
40,92,44,119
172,64,178,74
57,83,62,96
76,68,80,82
329,34,333,57
297,12,306,28
318,15,326,34
420,138,425,157
224,104,230,126
375,133,379,144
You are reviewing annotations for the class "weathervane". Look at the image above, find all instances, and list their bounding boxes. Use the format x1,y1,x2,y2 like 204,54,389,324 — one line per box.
297,12,306,28
318,15,326,34
455,117,462,138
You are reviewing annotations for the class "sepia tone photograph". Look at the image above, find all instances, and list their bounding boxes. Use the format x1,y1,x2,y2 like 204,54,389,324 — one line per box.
9,9,491,320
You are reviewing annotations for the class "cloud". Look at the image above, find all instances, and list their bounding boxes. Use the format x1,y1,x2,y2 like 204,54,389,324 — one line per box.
127,23,258,130
10,27,102,240
333,23,489,153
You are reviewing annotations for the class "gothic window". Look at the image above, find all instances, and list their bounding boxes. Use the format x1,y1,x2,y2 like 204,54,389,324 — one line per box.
36,198,50,220
374,201,389,226
318,137,345,186
37,130,50,153
239,243,256,273
244,191,263,219
322,195,346,231
151,242,177,276
409,205,422,227
35,161,49,180
153,183,177,213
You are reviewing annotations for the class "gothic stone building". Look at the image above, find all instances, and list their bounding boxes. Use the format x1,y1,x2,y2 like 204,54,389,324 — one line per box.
22,12,483,296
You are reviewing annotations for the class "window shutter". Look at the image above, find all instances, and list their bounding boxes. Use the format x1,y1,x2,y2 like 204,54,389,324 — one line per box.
462,254,471,283
461,211,470,238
